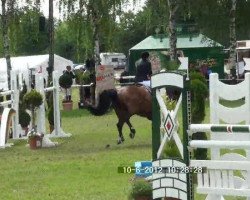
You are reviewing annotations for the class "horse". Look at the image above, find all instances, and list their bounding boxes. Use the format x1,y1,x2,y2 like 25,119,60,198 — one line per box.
89,85,152,144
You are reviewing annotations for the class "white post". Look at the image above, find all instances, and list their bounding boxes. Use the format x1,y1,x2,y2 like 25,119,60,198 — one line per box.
35,73,46,135
245,73,250,123
49,71,71,138
0,108,15,148
209,73,219,124
245,73,250,200
35,73,56,147
209,73,220,161
11,70,20,139
53,70,60,136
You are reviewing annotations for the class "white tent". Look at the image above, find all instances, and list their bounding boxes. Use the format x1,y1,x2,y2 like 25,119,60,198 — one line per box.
0,54,73,90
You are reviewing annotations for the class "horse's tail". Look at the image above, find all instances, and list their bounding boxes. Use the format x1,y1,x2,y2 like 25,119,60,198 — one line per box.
88,89,117,116
107,89,118,104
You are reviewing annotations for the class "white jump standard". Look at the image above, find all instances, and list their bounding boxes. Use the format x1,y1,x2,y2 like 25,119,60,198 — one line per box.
0,71,20,148
35,71,71,141
151,71,250,200
151,72,190,200
188,73,250,200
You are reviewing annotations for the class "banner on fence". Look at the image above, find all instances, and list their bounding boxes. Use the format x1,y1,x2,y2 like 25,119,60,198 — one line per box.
95,65,115,104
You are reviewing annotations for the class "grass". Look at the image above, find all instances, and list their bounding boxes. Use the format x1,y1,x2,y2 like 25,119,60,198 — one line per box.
0,90,152,200
0,90,247,200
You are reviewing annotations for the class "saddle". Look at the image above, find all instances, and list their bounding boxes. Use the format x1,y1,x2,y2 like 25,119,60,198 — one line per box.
135,83,151,94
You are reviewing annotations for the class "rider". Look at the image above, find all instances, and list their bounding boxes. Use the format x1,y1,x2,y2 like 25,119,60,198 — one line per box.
135,51,152,87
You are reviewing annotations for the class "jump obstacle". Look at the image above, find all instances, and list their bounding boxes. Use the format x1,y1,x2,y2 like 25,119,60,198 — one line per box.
0,70,70,148
151,71,250,200
35,71,70,139
0,71,20,148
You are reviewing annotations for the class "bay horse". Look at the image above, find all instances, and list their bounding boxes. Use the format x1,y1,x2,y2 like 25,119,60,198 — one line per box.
89,85,152,144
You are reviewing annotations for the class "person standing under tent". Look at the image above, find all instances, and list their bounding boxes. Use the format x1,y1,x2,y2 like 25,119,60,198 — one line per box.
135,51,152,87
64,65,75,101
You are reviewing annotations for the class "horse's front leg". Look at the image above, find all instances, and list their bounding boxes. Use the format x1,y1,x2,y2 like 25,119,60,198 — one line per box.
126,119,136,139
117,120,125,144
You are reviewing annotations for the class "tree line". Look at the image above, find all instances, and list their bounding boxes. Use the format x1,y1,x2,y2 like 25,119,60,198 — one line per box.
1,0,250,64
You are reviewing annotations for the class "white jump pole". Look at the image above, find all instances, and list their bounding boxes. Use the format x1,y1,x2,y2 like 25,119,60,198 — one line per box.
35,73,56,147
11,70,20,139
49,71,71,138
189,124,250,135
35,71,71,139
35,73,46,134
189,140,250,149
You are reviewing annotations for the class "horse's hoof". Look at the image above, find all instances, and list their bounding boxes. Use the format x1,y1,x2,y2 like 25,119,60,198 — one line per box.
129,132,135,139
129,129,136,139
117,137,125,144
117,140,122,145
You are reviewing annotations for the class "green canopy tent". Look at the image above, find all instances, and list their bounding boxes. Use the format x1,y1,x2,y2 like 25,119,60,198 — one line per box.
128,34,224,78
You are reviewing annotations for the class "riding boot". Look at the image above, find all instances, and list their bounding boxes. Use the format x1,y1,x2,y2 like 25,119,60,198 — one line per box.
69,95,71,101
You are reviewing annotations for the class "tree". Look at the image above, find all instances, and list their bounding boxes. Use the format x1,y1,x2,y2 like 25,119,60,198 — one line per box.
1,0,12,90
167,0,179,61
55,17,93,63
189,0,250,78
9,7,49,55
228,0,236,77
145,0,169,33
48,0,54,84
88,1,101,66
59,0,128,65
1,0,45,89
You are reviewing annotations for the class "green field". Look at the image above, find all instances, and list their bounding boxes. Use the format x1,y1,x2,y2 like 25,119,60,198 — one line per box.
0,104,152,200
0,93,246,200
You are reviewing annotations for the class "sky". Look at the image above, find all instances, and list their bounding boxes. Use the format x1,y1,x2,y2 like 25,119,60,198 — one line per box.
41,0,146,19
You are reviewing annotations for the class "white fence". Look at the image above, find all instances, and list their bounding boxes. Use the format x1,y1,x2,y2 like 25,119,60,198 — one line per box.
35,71,71,140
0,71,20,148
189,73,250,200
1,70,71,149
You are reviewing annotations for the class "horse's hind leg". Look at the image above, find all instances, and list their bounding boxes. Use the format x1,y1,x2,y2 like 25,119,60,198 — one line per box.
126,119,136,139
117,119,125,144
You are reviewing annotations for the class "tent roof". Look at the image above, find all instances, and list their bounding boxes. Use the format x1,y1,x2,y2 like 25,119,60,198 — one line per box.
0,54,73,90
130,34,223,50
0,54,73,72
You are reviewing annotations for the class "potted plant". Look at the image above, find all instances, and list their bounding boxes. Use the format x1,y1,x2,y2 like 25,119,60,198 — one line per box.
19,81,31,135
23,89,43,149
59,73,73,111
27,128,43,149
129,179,152,200
19,110,31,135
